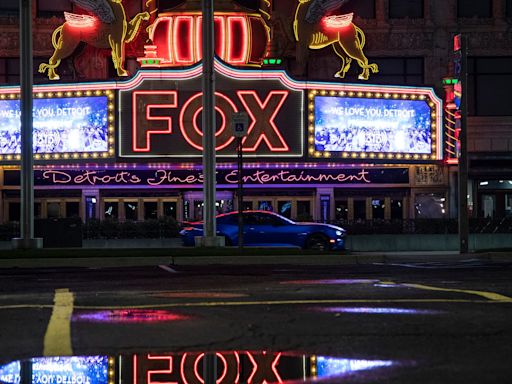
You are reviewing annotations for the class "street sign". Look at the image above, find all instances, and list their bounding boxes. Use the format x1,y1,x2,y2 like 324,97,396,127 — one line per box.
232,112,249,137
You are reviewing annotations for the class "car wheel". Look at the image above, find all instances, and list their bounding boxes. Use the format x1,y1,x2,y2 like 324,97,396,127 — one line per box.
306,234,330,251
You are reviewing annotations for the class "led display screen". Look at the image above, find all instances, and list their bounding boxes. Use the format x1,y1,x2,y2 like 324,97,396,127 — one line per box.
0,356,109,384
313,96,432,155
0,96,109,155
316,356,393,378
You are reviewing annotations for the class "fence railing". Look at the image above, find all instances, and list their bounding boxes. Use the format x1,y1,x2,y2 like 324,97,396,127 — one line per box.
0,217,510,241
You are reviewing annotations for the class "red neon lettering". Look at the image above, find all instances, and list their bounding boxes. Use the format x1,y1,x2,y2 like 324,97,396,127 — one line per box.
132,91,177,152
147,354,178,384
180,352,240,384
174,16,195,65
179,92,237,151
196,16,226,61
181,353,203,384
227,16,248,64
237,91,289,151
246,352,283,384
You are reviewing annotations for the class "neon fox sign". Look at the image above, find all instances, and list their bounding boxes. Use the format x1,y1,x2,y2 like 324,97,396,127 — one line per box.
119,73,304,158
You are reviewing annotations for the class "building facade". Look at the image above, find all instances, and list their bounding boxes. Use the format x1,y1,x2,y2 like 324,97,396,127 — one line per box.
0,0,511,224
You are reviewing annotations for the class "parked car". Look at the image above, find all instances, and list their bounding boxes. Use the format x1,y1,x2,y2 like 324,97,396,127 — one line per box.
179,210,346,250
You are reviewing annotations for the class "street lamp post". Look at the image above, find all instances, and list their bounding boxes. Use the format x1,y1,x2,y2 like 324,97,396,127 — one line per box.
13,0,42,249
455,34,469,254
197,0,224,247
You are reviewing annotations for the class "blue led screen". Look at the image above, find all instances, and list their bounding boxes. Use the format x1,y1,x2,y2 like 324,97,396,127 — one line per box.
0,356,109,384
0,96,108,155
314,96,432,154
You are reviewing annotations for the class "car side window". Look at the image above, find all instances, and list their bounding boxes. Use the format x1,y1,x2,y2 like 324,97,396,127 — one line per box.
255,213,282,226
217,214,237,225
243,213,259,225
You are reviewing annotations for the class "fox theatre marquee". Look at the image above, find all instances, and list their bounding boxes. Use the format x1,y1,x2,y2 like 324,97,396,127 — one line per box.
0,60,446,224
118,66,304,159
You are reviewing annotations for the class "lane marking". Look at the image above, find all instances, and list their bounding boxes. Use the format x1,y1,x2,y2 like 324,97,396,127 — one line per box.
159,265,179,273
403,283,512,302
0,297,510,312
43,288,74,356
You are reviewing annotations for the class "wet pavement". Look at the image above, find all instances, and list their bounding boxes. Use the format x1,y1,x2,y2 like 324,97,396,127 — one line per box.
0,257,511,383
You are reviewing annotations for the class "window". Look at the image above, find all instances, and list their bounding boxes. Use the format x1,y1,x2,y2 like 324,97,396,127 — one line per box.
144,201,158,220
468,57,512,116
296,200,312,221
342,0,375,19
104,201,119,219
372,199,385,219
389,0,423,18
391,199,403,220
0,58,19,85
66,202,80,218
37,0,71,17
0,58,74,85
163,201,177,218
507,0,512,17
353,200,366,221
0,0,18,15
124,201,139,220
277,201,292,218
9,202,20,222
457,0,492,18
345,57,424,85
47,202,61,218
415,193,446,219
335,200,348,221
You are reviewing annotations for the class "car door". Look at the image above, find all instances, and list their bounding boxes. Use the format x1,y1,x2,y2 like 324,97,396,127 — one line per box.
244,212,294,246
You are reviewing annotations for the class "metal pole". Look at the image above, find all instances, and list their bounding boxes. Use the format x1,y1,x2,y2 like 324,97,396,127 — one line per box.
201,0,217,245
458,34,469,254
237,137,243,249
14,0,40,249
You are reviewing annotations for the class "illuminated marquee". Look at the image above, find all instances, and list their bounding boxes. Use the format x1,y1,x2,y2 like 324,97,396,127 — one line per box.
0,90,115,162
118,70,304,158
308,89,442,161
132,352,284,384
139,12,270,68
0,356,114,384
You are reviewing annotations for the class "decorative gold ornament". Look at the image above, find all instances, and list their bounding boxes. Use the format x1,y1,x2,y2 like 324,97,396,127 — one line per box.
39,0,150,80
293,0,378,80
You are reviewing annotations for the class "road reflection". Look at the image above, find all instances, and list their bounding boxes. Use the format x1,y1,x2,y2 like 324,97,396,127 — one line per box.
0,351,399,383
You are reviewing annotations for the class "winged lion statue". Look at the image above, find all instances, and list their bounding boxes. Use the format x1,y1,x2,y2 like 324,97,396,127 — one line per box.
292,0,378,80
39,0,150,80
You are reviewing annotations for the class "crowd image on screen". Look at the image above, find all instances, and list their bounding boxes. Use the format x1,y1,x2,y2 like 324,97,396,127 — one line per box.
0,97,108,155
315,124,431,154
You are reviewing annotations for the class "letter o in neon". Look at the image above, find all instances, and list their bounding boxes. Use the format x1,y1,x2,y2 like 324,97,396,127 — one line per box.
179,92,237,151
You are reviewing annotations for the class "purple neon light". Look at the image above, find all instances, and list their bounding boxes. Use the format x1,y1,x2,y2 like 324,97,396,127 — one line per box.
317,307,443,315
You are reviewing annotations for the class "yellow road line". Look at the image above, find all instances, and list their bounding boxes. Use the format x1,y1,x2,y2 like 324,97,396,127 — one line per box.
403,283,512,302
43,288,73,356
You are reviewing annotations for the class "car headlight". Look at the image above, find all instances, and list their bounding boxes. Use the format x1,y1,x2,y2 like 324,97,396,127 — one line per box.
335,230,343,236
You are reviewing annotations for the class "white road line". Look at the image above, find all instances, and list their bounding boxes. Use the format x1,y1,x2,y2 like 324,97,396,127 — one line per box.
159,265,179,273
43,288,73,356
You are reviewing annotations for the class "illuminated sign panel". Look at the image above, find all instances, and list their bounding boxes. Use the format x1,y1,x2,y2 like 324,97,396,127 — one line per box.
0,90,114,162
308,89,441,161
0,356,112,384
3,168,409,187
118,72,303,158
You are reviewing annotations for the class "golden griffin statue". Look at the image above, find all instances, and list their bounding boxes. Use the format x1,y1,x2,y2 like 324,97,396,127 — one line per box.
39,0,150,80
293,0,378,80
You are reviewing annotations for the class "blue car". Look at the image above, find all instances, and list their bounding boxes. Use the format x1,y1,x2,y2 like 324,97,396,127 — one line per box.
180,210,346,250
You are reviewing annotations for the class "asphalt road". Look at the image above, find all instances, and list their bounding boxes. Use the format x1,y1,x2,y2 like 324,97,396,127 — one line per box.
0,257,511,383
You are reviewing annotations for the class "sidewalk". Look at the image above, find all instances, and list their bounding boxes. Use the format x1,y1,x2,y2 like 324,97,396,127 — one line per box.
0,248,510,269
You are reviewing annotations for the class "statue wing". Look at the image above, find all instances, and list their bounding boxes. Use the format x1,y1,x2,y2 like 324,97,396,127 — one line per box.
70,0,115,23
305,0,351,24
